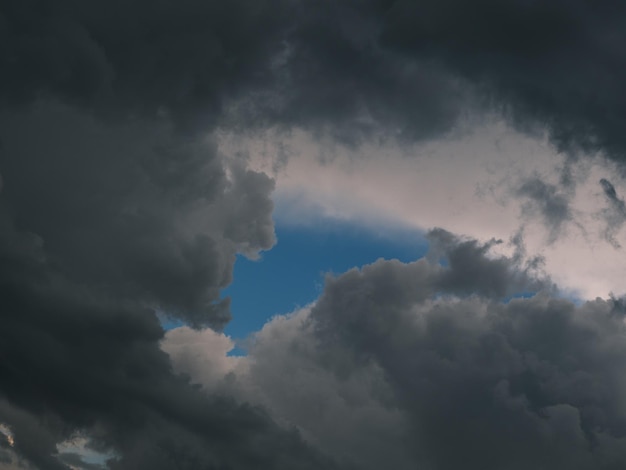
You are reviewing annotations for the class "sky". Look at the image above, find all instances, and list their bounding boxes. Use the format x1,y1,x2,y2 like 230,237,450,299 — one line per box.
4,1,626,469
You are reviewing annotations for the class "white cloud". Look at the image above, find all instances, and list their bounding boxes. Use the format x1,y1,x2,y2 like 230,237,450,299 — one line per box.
221,120,626,300
161,326,244,389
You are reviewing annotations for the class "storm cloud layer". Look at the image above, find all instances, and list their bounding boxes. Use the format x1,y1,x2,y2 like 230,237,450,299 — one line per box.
3,0,626,469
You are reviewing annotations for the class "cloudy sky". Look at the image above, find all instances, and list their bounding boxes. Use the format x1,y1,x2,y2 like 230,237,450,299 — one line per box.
3,1,626,469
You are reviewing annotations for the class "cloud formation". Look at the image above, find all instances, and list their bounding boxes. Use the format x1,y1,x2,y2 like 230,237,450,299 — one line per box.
5,0,626,157
168,230,626,469
4,0,626,468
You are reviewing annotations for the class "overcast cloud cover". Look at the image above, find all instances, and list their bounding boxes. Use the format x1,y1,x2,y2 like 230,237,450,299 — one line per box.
3,0,626,469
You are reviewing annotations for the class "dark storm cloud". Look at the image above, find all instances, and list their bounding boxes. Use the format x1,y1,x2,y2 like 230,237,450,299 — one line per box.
0,261,337,469
599,178,626,248
0,103,275,329
179,232,626,470
312,273,626,469
0,0,468,142
427,228,549,298
0,0,294,129
0,97,344,468
0,0,296,466
4,0,626,157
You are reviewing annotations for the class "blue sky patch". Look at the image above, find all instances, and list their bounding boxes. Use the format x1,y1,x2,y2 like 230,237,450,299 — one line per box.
223,220,428,346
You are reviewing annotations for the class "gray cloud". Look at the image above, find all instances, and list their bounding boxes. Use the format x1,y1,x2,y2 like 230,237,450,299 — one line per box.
5,1,626,468
517,175,573,242
380,0,626,161
0,1,293,465
310,269,626,469
0,101,335,468
0,102,275,328
599,178,626,248
0,0,293,129
4,1,626,157
168,231,626,469
427,228,550,298
0,224,337,470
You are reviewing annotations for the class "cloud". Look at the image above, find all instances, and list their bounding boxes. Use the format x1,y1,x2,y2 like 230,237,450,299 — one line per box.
0,102,275,328
167,231,626,469
0,3,294,467
0,239,337,470
161,326,243,390
5,1,626,468
517,175,573,242
0,103,328,468
379,0,626,160
5,0,626,162
599,178,626,248
427,228,550,298
0,0,294,129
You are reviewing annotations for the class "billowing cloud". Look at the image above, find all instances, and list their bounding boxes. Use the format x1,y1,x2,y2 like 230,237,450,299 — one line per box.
379,0,626,159
167,231,626,469
0,96,360,468
0,103,276,329
5,0,626,468
4,0,626,159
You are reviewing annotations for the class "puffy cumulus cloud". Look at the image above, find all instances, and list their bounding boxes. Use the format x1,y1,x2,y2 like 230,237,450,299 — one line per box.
161,326,243,390
0,102,275,328
306,285,626,469
166,309,418,470
163,230,626,469
0,97,362,468
0,242,337,470
0,1,292,467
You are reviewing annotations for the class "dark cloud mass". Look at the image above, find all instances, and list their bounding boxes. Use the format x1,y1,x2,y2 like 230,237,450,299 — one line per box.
3,0,626,468
0,98,342,468
167,232,626,469
380,0,626,159
307,261,626,469
3,0,626,153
